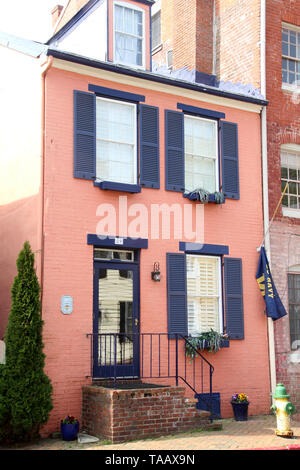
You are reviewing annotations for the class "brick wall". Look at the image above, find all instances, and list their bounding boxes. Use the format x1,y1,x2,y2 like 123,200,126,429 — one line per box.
82,383,210,443
152,0,214,75
266,1,300,415
214,0,261,89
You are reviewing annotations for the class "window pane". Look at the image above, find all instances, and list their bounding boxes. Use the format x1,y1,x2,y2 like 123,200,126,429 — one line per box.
282,29,288,42
282,58,288,70
289,168,297,180
187,255,221,335
281,167,288,178
290,31,296,45
290,196,298,208
289,72,295,84
282,195,288,207
282,70,288,83
289,60,296,72
282,42,289,56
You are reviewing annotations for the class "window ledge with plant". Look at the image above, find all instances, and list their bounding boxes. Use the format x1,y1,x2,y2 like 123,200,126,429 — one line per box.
185,330,230,360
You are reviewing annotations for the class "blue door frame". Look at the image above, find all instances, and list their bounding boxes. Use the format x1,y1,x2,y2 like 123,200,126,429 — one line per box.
93,261,140,378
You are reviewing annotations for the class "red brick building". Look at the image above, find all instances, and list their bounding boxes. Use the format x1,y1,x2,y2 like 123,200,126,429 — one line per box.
153,0,300,415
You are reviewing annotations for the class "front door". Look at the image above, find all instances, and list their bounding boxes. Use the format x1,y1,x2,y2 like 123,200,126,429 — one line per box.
93,261,139,378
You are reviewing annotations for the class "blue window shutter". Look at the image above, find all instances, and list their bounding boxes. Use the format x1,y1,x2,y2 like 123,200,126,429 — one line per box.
139,104,160,188
165,110,185,192
74,90,96,180
224,257,244,340
167,253,188,337
221,121,239,199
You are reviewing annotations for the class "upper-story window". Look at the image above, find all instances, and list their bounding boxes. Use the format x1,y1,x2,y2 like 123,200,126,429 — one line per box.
96,96,137,185
281,148,300,215
184,115,218,193
151,11,161,50
282,24,300,89
114,2,145,68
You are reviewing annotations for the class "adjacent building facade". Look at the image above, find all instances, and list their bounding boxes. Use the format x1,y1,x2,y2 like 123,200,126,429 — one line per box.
151,0,300,416
0,0,273,435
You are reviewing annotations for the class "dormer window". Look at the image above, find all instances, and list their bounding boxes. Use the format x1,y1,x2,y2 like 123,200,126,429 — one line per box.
114,2,145,69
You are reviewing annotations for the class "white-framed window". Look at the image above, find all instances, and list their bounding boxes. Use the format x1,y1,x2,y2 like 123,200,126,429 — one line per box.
184,115,219,193
282,24,300,89
114,1,145,68
287,270,300,350
281,147,300,216
96,96,137,185
186,255,222,336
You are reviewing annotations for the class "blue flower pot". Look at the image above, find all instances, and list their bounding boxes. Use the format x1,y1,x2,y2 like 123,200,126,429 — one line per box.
231,401,249,421
60,421,79,441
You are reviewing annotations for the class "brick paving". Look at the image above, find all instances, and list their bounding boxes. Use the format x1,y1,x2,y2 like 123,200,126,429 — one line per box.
2,414,300,451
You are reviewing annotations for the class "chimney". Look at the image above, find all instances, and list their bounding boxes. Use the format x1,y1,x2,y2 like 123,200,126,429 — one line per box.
51,4,64,28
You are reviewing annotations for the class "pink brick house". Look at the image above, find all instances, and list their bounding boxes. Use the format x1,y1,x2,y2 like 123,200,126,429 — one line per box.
0,0,271,438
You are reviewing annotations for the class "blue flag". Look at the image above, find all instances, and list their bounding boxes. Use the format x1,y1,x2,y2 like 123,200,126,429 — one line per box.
256,246,287,321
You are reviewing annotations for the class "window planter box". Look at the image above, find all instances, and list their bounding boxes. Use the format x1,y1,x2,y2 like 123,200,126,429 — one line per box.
195,339,230,351
183,192,226,204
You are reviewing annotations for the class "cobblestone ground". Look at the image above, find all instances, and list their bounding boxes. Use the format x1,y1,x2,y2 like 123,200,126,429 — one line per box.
1,414,300,451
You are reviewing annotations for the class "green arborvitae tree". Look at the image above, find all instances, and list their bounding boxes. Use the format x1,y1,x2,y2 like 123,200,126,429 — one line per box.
0,241,53,442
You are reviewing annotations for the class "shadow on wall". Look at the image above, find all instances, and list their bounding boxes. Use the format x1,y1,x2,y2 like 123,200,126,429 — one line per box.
0,194,40,338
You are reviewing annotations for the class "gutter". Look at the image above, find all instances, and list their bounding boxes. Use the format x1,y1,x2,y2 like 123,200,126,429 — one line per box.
46,48,269,108
260,0,277,399
38,56,53,313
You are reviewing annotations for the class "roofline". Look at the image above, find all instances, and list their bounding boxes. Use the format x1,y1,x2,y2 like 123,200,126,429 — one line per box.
46,48,269,107
46,0,154,45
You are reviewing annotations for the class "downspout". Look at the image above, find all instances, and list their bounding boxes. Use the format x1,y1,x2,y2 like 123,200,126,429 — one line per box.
38,55,53,312
260,0,277,399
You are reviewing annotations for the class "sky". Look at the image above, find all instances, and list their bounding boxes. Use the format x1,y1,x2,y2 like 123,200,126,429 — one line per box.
0,0,69,42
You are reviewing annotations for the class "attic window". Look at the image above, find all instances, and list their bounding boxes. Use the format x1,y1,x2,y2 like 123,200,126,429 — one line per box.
114,2,145,69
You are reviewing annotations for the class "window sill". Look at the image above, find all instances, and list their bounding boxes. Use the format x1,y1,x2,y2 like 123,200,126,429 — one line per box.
282,207,300,219
282,84,300,94
183,192,226,204
94,181,141,193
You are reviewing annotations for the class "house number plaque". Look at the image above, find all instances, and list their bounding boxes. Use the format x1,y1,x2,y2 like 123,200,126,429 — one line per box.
61,296,73,315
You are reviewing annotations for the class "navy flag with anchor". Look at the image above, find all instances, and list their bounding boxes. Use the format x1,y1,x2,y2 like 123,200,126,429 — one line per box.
256,246,287,321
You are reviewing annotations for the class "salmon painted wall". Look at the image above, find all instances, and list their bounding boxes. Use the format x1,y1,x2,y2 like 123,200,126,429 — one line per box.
0,46,42,338
41,64,270,434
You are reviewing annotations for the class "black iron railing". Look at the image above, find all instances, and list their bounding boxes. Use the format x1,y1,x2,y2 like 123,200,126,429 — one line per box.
86,333,214,411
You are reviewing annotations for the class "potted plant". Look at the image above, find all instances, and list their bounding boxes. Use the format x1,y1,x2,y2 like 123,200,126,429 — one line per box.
60,415,79,441
231,393,250,421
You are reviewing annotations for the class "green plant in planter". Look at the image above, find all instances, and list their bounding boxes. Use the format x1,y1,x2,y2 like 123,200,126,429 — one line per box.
185,329,229,360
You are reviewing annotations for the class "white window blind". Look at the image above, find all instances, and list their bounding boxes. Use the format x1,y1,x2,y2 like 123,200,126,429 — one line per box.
114,3,144,67
184,115,218,193
96,97,137,185
187,255,221,335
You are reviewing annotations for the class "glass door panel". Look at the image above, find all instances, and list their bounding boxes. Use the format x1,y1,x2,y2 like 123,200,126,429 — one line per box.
93,263,139,378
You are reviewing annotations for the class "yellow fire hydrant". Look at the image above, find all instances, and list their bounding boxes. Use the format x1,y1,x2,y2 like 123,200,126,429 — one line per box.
270,383,295,438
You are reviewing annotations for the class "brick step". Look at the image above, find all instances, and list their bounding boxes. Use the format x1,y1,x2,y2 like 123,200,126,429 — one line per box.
82,383,214,443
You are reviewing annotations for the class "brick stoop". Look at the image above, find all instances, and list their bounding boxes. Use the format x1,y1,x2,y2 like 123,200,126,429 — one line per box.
82,384,212,443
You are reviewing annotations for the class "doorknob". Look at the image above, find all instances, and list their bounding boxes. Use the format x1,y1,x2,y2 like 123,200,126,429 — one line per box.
135,318,139,326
